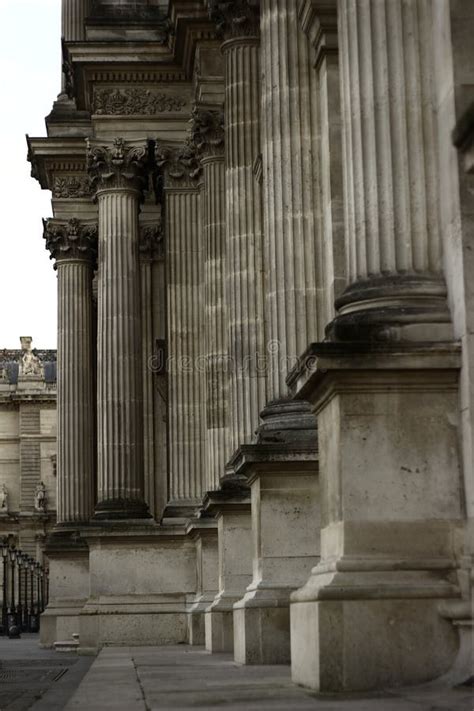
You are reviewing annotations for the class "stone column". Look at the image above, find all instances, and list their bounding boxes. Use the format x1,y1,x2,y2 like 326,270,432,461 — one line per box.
329,0,451,343
210,1,267,450
191,106,230,489
287,2,463,690
87,138,150,520
40,217,96,648
44,218,97,525
62,0,90,41
156,142,206,512
260,0,319,397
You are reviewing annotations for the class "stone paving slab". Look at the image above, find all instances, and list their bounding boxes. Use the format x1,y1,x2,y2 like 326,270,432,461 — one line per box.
63,644,474,711
0,635,92,711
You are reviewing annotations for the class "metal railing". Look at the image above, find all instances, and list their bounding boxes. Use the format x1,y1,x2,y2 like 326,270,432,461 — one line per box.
0,538,49,638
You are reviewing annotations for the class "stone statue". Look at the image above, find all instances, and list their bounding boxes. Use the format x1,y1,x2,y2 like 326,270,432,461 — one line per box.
19,337,43,378
0,484,8,513
34,481,47,512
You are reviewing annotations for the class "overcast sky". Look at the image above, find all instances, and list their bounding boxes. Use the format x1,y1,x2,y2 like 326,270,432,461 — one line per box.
0,0,60,349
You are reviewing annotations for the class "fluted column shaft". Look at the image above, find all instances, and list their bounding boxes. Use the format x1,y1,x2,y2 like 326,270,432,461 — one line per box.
334,0,450,341
44,219,97,525
156,142,206,505
57,261,95,522
62,0,89,40
96,190,146,513
261,0,319,398
224,36,267,451
87,138,150,520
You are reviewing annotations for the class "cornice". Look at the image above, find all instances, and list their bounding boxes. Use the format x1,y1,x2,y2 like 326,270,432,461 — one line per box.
27,136,90,194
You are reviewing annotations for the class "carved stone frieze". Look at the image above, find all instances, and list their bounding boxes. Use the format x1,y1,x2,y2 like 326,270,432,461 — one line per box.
87,137,149,194
53,175,93,199
208,0,260,39
43,217,98,264
139,223,165,261
155,141,202,189
191,105,225,159
92,88,187,116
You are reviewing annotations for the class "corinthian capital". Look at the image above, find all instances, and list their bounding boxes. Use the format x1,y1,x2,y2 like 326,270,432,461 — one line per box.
191,105,225,160
208,0,260,39
86,137,149,195
43,218,98,265
155,140,202,190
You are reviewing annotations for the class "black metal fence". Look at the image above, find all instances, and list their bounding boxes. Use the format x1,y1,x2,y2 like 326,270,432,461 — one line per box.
0,538,49,638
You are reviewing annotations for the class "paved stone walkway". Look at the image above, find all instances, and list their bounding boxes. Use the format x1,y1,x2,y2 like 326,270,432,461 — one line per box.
64,645,474,711
0,635,92,711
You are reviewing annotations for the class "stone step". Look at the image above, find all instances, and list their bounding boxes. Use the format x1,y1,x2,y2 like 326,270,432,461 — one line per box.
54,640,79,653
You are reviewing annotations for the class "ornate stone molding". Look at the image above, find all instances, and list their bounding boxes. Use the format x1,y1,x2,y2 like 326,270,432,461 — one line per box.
298,0,338,69
191,105,225,160
139,223,165,261
53,175,93,199
92,88,187,116
43,218,98,264
208,0,260,39
87,137,149,194
155,141,202,189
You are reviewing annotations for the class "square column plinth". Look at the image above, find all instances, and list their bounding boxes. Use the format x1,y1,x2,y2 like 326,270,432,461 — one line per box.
231,444,320,664
288,343,464,691
185,516,219,646
203,483,252,653
40,532,90,648
77,524,196,655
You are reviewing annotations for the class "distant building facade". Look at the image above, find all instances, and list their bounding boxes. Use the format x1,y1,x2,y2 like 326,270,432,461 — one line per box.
0,339,57,559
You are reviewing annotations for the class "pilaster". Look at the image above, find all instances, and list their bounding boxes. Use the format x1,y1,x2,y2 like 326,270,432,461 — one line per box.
191,105,230,490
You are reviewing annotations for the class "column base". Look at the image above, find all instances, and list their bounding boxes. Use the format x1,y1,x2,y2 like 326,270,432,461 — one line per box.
205,594,241,653
233,587,293,664
93,498,152,521
187,593,216,646
290,589,459,692
78,524,196,654
40,529,90,648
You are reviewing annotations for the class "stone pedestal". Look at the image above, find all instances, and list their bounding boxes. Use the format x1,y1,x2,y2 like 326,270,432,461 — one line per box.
231,400,320,664
186,516,218,646
40,536,89,648
78,525,196,654
203,481,252,653
288,343,463,691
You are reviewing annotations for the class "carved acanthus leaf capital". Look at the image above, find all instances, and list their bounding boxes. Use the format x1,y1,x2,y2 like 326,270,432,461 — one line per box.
191,106,225,160
208,0,260,40
43,218,98,265
139,223,165,261
86,137,149,196
155,141,202,189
